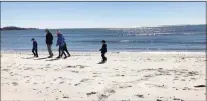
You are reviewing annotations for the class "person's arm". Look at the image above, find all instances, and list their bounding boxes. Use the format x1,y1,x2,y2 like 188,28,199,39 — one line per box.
35,42,38,49
102,44,107,52
56,36,59,46
105,44,107,52
46,34,48,43
51,34,53,40
33,42,35,49
99,44,103,51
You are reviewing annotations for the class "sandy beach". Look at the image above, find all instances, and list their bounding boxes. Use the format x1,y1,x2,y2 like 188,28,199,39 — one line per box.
1,51,206,101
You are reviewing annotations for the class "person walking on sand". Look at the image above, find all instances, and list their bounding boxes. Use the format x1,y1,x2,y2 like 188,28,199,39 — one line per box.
45,29,54,58
99,40,107,62
31,38,38,57
56,30,67,59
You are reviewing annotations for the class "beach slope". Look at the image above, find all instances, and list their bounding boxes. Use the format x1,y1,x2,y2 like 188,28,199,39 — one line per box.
1,52,206,100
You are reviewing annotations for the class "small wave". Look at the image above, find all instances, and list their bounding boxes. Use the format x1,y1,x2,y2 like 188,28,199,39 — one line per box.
120,40,130,43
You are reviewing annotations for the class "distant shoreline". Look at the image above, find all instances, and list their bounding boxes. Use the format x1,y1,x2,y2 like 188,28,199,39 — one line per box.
0,26,38,31
0,24,205,30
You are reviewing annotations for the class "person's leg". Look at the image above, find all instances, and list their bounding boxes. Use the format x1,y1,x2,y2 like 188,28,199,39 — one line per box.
49,44,53,56
57,46,61,58
64,45,70,56
35,49,38,57
103,53,107,61
60,46,67,58
104,53,107,61
48,44,53,57
47,44,51,56
101,53,104,61
32,49,35,56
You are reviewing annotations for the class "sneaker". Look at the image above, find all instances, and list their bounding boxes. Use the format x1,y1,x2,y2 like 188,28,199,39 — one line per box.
56,56,61,58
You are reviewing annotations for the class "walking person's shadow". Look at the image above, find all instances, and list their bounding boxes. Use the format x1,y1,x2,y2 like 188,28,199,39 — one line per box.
21,57,34,59
46,57,61,61
97,61,107,64
33,57,48,60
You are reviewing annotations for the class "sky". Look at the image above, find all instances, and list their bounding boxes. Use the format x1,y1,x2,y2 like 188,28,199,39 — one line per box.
1,2,206,28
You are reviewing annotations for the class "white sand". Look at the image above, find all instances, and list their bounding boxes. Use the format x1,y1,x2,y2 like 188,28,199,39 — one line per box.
1,51,206,101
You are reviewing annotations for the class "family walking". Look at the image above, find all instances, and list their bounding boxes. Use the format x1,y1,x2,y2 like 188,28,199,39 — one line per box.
31,29,107,62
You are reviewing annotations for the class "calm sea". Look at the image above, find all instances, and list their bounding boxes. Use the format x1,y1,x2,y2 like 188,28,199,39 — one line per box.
1,25,206,52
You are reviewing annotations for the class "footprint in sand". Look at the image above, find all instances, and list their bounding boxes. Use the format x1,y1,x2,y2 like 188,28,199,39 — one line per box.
67,65,88,69
98,94,108,100
173,98,184,101
12,82,18,86
74,83,81,86
135,94,144,98
59,81,64,84
98,88,116,100
80,78,89,82
194,85,206,88
119,85,132,89
63,95,69,99
33,82,38,85
181,79,186,81
122,100,130,101
2,69,10,72
86,92,97,96
25,80,30,83
71,70,79,73
182,87,192,90
54,68,61,71
24,67,34,71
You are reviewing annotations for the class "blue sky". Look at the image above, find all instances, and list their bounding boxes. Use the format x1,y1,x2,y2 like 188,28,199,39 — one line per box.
1,2,206,28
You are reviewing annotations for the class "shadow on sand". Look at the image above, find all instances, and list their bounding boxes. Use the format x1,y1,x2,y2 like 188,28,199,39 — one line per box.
21,57,34,59
33,57,48,60
97,61,107,64
46,58,61,61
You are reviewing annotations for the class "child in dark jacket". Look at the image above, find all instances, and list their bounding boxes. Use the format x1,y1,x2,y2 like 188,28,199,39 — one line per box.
99,40,107,62
31,38,38,57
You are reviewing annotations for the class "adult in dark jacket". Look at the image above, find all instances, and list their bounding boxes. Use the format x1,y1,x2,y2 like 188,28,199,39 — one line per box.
31,38,38,57
45,29,53,58
99,40,107,62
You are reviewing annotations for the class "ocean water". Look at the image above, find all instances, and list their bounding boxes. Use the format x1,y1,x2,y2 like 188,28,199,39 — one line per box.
1,25,206,52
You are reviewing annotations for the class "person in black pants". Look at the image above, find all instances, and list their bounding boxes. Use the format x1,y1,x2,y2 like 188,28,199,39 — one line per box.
31,38,38,57
99,40,107,62
60,43,71,57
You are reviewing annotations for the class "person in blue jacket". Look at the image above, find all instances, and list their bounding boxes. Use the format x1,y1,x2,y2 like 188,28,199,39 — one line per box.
99,40,107,62
56,30,67,59
31,38,38,57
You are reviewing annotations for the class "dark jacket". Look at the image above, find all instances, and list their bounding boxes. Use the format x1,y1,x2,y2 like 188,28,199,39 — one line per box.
100,43,107,53
46,32,53,44
33,41,38,49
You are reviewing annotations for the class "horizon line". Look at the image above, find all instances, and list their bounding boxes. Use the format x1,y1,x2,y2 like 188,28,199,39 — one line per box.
1,23,206,29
